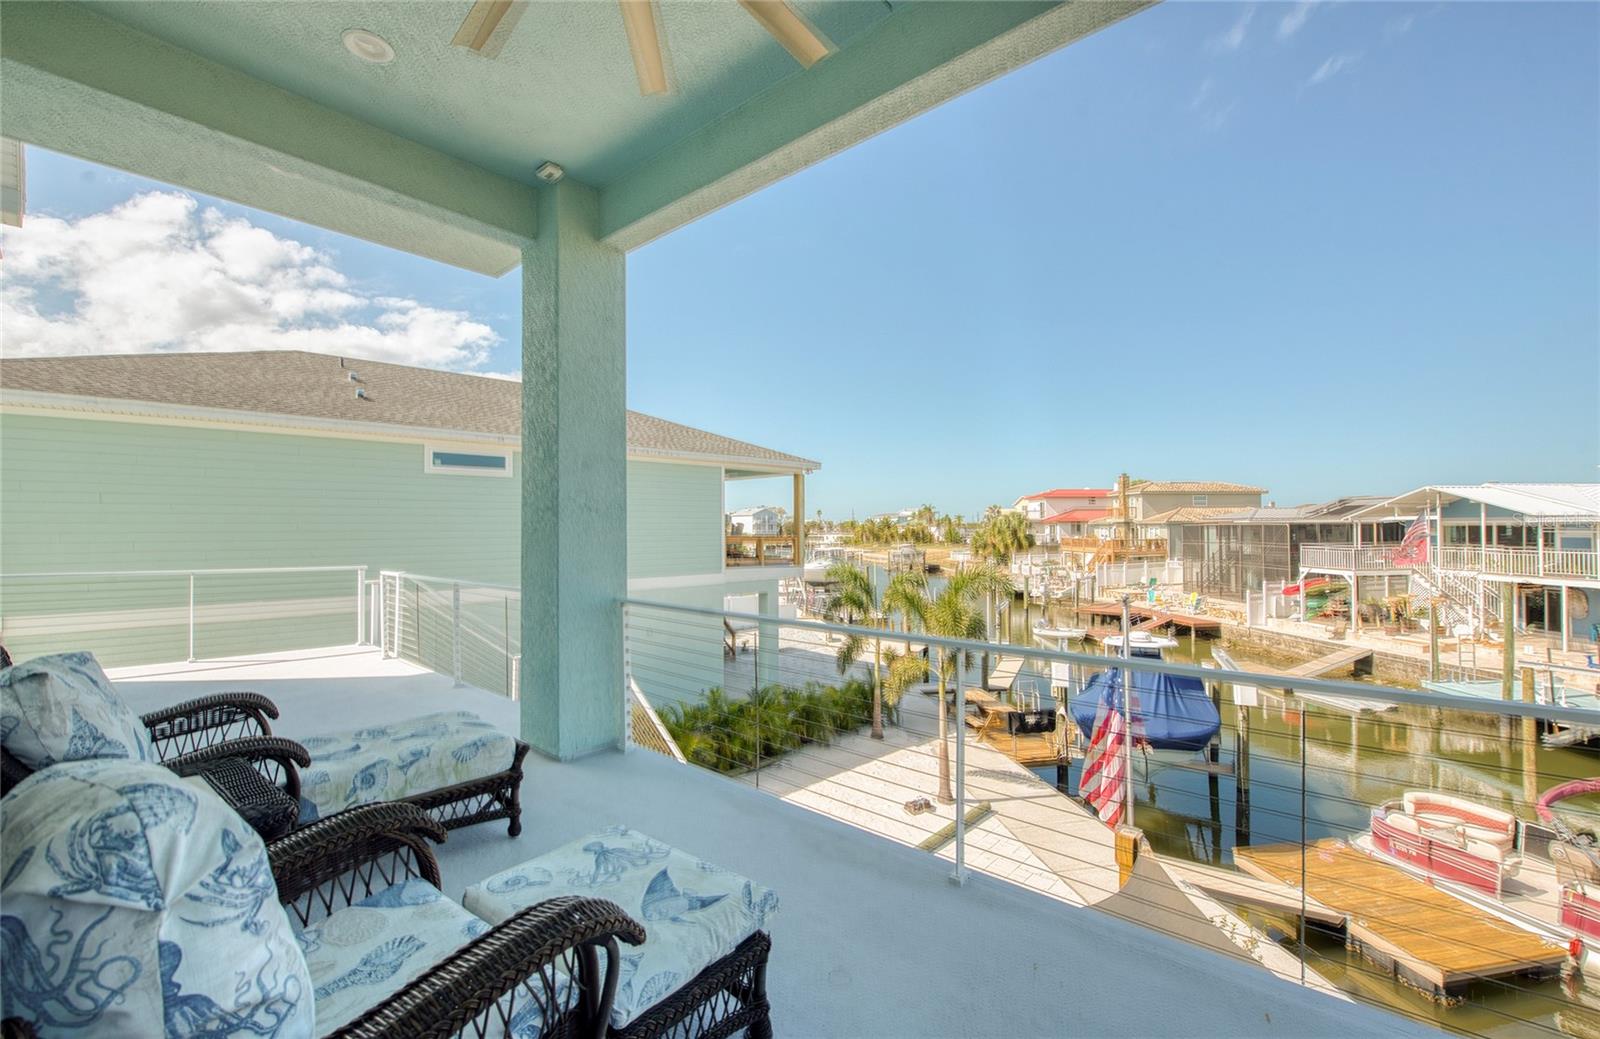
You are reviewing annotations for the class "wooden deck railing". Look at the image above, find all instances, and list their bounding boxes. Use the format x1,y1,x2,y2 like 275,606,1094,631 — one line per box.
726,534,797,567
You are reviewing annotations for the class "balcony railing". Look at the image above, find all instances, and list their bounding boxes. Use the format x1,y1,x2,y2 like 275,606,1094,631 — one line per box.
1298,543,1409,573
1437,545,1599,581
725,534,796,567
620,595,1600,1034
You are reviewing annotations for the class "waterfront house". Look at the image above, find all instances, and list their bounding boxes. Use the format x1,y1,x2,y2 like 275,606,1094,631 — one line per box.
1087,479,1267,541
1163,496,1392,602
727,505,784,536
1010,487,1112,545
0,350,816,695
1325,484,1600,649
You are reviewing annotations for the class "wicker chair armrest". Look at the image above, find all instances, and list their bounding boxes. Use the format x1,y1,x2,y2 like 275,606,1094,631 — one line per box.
165,735,310,801
269,802,448,915
141,691,279,758
334,896,648,1039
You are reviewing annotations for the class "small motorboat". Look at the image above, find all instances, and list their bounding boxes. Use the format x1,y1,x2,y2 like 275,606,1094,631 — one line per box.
1033,619,1087,642
1101,631,1178,653
1368,791,1521,897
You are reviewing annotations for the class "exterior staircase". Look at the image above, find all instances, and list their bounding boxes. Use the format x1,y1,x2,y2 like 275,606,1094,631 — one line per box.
1409,559,1512,636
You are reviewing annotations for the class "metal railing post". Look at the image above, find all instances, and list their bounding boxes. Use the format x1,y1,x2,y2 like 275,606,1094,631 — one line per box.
952,653,968,886
451,582,463,686
355,566,366,645
187,573,196,662
620,602,633,751
753,631,761,788
393,573,404,660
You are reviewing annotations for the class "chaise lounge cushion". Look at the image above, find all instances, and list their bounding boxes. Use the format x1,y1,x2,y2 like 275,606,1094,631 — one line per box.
0,758,313,1037
0,651,155,771
296,710,515,824
294,877,492,1037
464,826,780,1029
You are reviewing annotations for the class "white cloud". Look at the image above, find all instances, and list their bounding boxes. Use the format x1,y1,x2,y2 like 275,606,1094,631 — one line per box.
1189,77,1237,131
0,191,500,372
1306,51,1362,87
1384,13,1416,41
1207,7,1254,53
1278,2,1318,40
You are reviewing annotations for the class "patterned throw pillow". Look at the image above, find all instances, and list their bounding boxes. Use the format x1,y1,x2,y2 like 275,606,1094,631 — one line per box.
0,758,314,1038
0,651,157,770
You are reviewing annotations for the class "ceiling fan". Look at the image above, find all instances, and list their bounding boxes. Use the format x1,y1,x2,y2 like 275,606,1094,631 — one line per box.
450,0,834,97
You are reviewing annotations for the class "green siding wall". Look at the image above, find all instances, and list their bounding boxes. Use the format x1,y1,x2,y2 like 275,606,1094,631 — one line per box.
626,460,723,579
0,412,728,665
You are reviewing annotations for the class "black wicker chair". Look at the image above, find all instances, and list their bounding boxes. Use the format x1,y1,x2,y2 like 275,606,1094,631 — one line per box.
0,656,529,837
0,688,310,801
2,802,646,1039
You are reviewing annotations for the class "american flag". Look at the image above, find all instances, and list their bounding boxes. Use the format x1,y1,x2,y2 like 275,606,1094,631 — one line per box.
1079,680,1129,827
1391,511,1430,567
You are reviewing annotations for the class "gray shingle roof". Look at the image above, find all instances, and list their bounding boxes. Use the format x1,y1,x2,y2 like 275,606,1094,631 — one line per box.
0,351,818,471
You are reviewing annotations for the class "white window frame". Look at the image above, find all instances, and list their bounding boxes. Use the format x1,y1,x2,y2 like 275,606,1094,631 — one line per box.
1191,494,1209,506
424,444,513,477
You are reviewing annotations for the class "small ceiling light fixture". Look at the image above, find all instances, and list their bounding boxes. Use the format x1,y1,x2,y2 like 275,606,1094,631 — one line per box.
342,28,396,65
534,161,565,183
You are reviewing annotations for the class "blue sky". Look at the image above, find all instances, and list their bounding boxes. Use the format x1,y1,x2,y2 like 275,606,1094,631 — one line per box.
6,2,1596,518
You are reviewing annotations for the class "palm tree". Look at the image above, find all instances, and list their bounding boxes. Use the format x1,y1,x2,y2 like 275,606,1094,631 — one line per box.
822,561,891,739
891,569,986,803
972,510,1033,565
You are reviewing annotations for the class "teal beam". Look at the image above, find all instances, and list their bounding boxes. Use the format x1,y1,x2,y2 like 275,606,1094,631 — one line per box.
0,2,534,275
521,179,627,759
600,0,1152,249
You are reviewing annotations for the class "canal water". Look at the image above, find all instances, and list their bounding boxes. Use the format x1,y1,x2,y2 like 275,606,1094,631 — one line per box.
999,597,1600,1037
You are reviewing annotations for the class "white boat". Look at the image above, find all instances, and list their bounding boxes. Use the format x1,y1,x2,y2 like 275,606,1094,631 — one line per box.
1033,620,1087,642
1101,631,1179,653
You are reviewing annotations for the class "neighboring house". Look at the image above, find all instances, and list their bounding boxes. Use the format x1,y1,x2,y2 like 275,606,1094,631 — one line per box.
1163,497,1392,601
1089,481,1267,542
0,351,818,696
728,506,783,536
1326,484,1600,647
1010,488,1113,545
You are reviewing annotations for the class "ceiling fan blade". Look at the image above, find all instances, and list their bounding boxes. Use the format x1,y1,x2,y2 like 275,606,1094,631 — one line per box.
451,0,526,58
737,0,834,69
618,0,669,96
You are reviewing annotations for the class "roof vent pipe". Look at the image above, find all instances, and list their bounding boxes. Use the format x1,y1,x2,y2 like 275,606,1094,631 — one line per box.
355,387,367,400
347,370,360,382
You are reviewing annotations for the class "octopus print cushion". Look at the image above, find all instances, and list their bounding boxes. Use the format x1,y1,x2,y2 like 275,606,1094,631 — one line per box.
0,758,313,1038
0,651,155,771
464,826,779,1028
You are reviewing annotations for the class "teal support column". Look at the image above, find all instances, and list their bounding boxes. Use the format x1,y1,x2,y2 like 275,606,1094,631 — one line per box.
756,589,780,694
521,179,626,759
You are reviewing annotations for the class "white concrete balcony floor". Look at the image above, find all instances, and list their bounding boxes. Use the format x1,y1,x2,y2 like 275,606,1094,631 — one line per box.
109,646,1431,1039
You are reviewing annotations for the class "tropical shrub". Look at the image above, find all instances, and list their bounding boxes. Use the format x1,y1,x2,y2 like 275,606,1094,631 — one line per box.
659,678,876,774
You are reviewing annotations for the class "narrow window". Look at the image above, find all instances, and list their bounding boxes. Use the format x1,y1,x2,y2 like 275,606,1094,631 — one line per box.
1191,494,1209,507
425,445,512,476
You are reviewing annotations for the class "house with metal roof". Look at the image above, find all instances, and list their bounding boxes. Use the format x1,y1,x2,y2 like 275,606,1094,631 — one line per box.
1315,484,1600,649
0,350,816,684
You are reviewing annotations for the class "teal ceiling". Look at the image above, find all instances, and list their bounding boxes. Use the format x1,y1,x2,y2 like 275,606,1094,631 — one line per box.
86,0,897,188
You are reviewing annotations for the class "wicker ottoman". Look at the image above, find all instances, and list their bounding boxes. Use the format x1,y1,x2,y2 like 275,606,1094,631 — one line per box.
296,710,529,835
464,826,777,1039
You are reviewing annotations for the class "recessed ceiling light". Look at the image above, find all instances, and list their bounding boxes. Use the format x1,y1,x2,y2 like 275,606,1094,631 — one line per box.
342,29,396,65
535,161,565,183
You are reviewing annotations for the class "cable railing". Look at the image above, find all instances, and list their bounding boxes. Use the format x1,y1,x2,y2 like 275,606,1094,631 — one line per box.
0,566,367,666
378,571,521,699
622,594,1600,1038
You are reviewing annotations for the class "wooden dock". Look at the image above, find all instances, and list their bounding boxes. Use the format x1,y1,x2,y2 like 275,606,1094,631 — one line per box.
962,690,1064,767
1283,645,1373,678
1076,601,1222,637
1234,839,1567,995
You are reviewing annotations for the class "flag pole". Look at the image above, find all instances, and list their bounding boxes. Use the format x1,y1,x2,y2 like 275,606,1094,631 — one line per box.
1121,594,1133,829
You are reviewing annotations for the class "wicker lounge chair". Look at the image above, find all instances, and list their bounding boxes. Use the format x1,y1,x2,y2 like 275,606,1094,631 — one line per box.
0,760,643,1039
0,650,529,838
